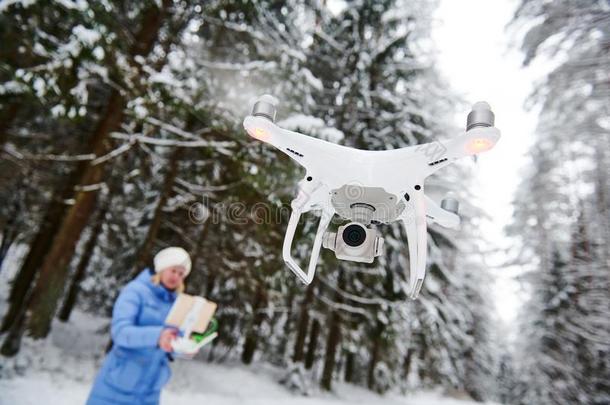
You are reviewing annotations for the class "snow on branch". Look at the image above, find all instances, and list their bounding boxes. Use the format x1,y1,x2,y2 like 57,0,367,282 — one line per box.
74,182,107,193
198,60,278,71
144,117,201,140
318,274,402,307
2,143,95,162
4,138,137,166
317,294,370,317
175,177,242,193
91,139,136,165
109,132,235,152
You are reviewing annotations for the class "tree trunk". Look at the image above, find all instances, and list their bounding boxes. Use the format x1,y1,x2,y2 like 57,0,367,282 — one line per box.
24,89,121,338
321,268,345,391
367,321,383,391
0,200,20,272
321,310,342,390
593,145,610,266
0,230,14,271
292,278,317,363
0,102,20,147
241,287,267,365
57,201,108,322
344,349,355,383
185,219,212,296
24,0,173,340
305,318,320,370
132,147,183,275
0,289,29,357
403,347,414,381
190,219,211,272
1,180,76,332
277,288,295,363
416,331,428,383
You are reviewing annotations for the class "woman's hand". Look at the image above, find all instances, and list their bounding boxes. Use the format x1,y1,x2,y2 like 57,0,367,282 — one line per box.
158,328,178,352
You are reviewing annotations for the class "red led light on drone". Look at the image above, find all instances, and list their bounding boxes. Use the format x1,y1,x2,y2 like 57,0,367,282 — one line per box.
467,138,493,153
250,127,270,141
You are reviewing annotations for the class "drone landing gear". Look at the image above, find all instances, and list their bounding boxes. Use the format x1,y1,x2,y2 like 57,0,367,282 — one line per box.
400,188,428,300
282,177,335,284
283,207,334,284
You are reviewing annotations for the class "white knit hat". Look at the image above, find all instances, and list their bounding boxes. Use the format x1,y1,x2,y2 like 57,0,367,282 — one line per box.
153,247,192,276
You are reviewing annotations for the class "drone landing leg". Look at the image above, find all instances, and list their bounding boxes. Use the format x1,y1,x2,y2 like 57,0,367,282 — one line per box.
402,193,428,299
403,219,420,299
282,208,333,285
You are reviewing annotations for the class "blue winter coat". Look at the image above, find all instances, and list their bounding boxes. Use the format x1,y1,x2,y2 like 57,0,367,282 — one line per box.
86,268,177,405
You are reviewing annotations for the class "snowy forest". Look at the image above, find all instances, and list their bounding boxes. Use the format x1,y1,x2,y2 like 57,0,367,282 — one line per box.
0,1,608,404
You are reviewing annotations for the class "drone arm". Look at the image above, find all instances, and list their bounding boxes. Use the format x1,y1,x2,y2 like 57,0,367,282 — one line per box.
421,126,501,177
243,116,336,169
424,195,460,229
401,191,428,299
244,115,297,149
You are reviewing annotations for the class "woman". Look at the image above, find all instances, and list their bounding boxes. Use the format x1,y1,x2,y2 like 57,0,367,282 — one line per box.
86,246,192,405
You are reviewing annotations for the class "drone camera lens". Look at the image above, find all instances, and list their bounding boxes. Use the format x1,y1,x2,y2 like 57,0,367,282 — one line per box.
342,223,367,247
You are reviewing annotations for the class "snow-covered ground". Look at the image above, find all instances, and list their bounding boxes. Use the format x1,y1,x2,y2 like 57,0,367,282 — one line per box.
1,371,495,405
1,360,497,405
0,245,500,405
0,309,500,405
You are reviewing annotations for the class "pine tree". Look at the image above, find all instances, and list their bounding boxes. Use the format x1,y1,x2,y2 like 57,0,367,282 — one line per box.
295,0,497,394
509,2,610,402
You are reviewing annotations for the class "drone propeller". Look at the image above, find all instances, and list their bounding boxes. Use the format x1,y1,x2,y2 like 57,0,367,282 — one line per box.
252,94,279,122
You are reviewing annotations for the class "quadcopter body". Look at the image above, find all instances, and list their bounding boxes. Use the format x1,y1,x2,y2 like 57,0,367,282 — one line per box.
243,95,500,299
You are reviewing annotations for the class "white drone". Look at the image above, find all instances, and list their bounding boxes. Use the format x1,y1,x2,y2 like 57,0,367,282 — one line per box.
243,95,500,299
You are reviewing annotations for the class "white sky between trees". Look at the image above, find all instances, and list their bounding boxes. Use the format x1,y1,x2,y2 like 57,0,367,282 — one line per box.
432,0,552,327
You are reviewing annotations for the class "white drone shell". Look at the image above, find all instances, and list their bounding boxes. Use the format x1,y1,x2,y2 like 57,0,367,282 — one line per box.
244,95,501,299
